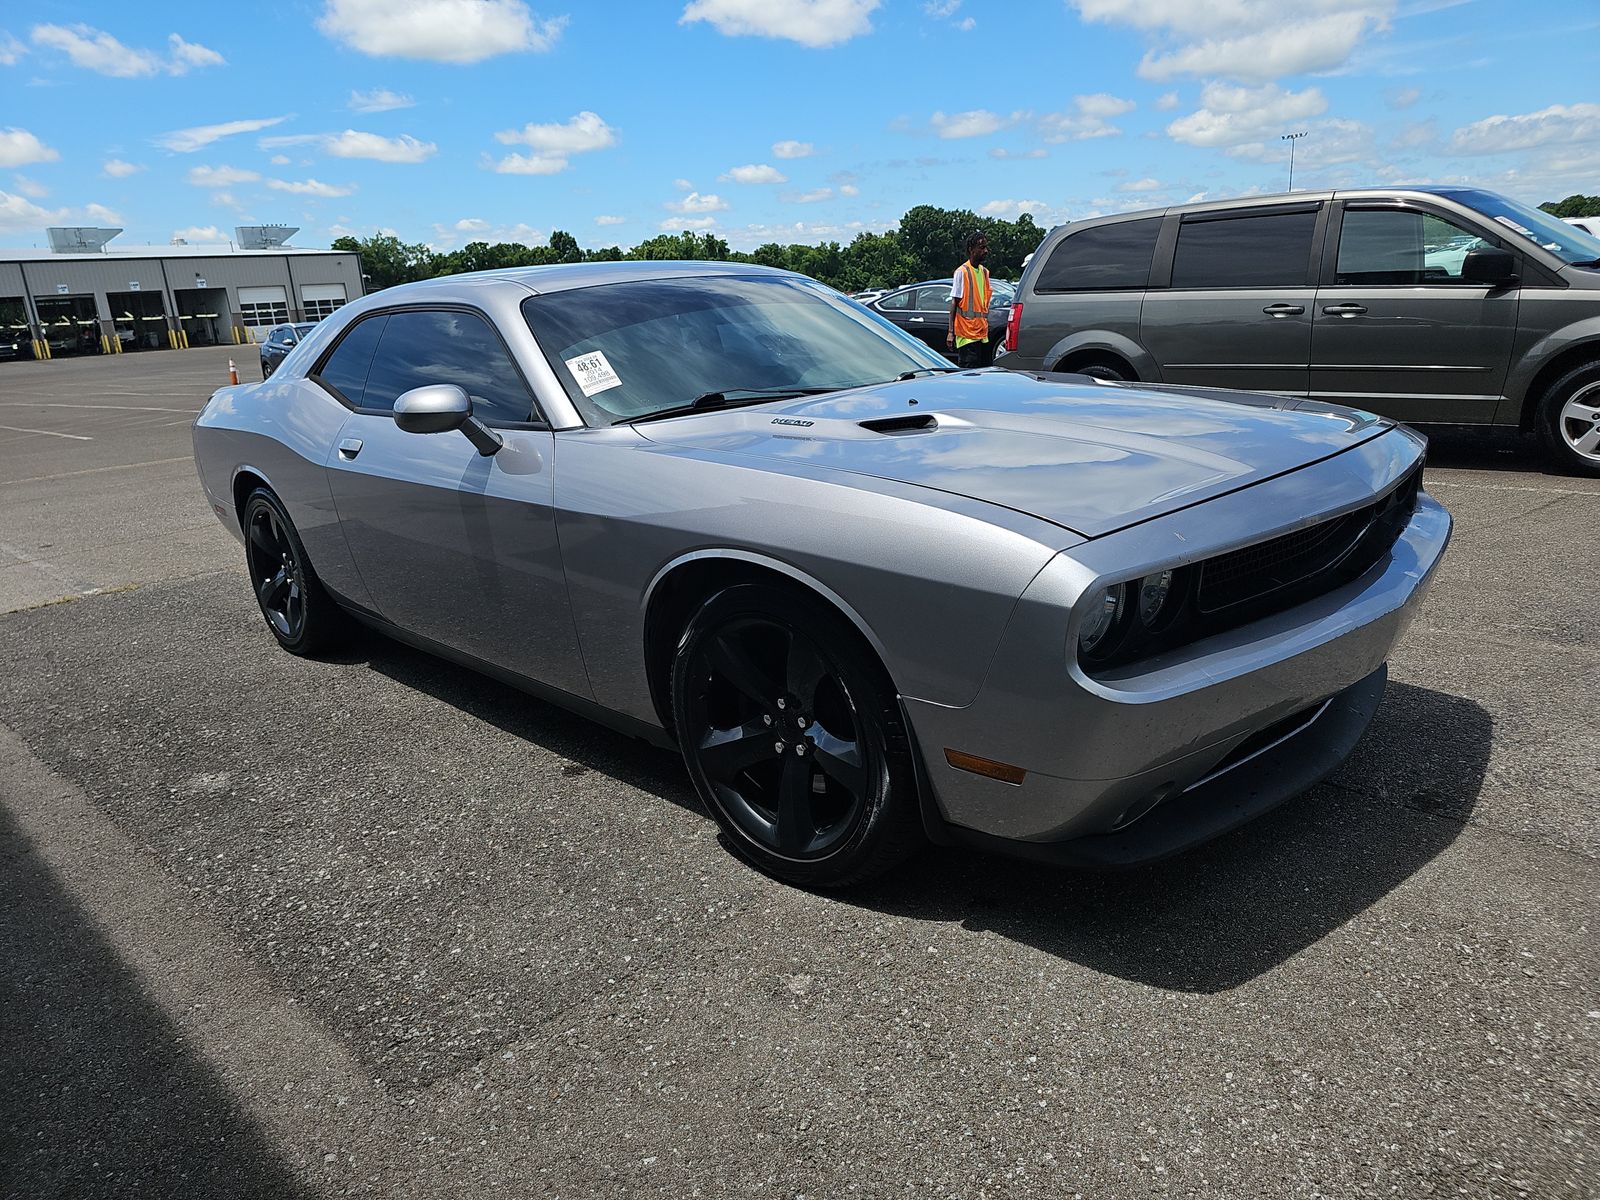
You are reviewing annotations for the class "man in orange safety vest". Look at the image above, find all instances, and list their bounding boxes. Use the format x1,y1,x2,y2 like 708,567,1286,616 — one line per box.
946,230,992,368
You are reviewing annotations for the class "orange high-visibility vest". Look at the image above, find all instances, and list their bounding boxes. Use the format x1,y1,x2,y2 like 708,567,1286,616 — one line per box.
952,262,991,342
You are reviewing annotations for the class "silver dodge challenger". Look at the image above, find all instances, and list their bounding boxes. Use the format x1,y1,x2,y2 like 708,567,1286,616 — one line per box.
192,262,1452,887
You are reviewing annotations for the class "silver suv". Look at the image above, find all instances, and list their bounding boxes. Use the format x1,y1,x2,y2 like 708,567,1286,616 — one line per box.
1000,186,1600,475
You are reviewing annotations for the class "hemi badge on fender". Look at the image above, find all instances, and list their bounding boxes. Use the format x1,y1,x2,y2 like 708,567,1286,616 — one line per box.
771,417,815,427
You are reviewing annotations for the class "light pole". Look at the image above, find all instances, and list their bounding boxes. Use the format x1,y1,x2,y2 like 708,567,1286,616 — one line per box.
1281,131,1308,192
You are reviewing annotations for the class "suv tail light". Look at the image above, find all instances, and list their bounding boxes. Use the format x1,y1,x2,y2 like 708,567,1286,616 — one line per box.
1004,301,1022,352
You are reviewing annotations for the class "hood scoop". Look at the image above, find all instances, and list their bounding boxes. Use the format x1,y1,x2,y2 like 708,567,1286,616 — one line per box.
859,412,937,435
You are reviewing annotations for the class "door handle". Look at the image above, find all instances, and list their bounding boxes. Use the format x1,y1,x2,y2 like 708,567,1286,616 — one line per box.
337,437,363,459
1262,304,1305,317
909,316,924,322
1322,304,1367,317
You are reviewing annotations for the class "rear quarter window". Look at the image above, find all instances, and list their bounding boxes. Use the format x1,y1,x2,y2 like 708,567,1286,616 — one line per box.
311,314,387,405
1033,217,1162,293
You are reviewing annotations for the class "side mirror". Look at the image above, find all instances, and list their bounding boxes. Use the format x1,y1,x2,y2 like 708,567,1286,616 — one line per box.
393,384,501,455
1461,246,1518,287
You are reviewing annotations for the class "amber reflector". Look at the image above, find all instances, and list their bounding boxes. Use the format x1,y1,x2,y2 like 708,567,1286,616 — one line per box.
944,748,1027,785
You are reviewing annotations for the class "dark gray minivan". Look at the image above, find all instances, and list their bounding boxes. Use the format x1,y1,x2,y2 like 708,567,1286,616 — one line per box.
1000,187,1600,475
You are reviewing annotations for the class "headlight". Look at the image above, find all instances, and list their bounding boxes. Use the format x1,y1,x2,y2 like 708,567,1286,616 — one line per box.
1136,569,1174,627
1078,584,1125,656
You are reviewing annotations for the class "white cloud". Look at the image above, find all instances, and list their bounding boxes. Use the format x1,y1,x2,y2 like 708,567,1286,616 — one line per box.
186,165,260,187
318,0,567,63
773,140,814,159
167,33,225,72
1068,0,1395,84
1165,81,1327,149
923,0,960,15
490,153,569,175
719,163,787,184
156,116,289,152
270,154,291,165
673,178,694,190
428,219,545,249
789,187,833,203
681,0,878,48
1386,86,1420,111
595,214,627,225
102,158,142,177
840,184,859,196
494,112,616,165
1227,118,1375,169
1447,103,1600,156
268,177,355,197
0,190,65,232
324,130,437,163
30,23,223,76
980,199,1048,219
0,128,59,167
12,175,47,199
0,33,28,64
1037,93,1136,143
349,87,414,112
1118,177,1162,191
211,191,243,210
931,109,1008,139
84,203,121,224
956,16,975,30
660,216,720,230
172,224,225,242
989,147,1047,160
456,217,490,232
666,191,728,214
1155,91,1179,111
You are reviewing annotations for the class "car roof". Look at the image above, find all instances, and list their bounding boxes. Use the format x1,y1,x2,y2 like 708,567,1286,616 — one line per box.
374,259,800,302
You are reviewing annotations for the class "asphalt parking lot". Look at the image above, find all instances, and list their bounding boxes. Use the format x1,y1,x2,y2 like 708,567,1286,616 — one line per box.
1,346,1595,1199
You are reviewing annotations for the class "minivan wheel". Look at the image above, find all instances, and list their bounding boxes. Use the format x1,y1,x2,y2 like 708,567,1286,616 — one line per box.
1062,359,1129,383
670,584,922,888
1536,362,1600,477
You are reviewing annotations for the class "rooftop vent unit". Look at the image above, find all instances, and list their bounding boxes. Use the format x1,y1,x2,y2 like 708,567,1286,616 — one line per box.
235,224,299,249
47,226,123,254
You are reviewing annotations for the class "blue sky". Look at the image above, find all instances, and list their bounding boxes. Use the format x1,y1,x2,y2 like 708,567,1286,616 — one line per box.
2,0,1597,252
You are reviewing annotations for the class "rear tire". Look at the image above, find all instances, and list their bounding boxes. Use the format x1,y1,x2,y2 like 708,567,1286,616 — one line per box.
241,488,346,655
670,584,922,888
1535,361,1600,477
1061,358,1130,383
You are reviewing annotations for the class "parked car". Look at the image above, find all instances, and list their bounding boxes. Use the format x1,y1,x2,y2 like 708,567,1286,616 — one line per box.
260,321,318,379
1001,186,1600,475
1564,216,1600,239
193,262,1449,887
862,277,1013,363
0,333,34,361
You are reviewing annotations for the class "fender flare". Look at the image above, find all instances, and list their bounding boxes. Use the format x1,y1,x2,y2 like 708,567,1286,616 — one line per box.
1039,329,1160,381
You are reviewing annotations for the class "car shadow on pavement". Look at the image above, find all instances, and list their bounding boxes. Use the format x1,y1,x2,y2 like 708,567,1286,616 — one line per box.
1414,426,1552,475
847,680,1492,994
0,806,314,1199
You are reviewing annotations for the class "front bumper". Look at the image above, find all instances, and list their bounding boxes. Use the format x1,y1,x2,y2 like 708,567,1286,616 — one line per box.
902,437,1450,861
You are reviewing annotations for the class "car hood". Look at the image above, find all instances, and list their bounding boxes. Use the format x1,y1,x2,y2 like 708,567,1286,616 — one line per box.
634,371,1393,538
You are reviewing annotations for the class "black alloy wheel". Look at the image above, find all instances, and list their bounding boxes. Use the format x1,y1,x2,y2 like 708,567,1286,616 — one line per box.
671,584,921,887
241,488,342,655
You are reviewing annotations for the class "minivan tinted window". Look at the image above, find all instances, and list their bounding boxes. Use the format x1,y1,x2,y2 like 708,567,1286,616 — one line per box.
1034,217,1162,292
1170,209,1318,289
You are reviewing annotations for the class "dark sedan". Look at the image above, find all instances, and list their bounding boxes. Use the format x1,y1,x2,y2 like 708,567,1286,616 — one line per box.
259,322,318,379
862,279,1013,363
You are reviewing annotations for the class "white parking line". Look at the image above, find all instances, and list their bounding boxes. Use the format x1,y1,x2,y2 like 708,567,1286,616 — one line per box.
1427,479,1597,497
0,455,193,487
0,423,93,441
0,402,200,414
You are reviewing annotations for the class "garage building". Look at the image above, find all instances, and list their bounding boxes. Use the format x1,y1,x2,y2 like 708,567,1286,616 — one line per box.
1,226,364,361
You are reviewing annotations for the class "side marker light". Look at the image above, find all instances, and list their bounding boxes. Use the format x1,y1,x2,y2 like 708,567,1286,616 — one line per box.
944,749,1027,785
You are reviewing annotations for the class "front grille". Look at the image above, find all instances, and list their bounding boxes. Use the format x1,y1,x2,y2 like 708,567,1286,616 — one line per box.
1196,466,1421,618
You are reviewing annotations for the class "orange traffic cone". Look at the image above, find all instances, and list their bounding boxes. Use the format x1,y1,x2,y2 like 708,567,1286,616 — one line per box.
228,358,239,385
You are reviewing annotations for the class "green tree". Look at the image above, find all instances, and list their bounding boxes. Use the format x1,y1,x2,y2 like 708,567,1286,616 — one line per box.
627,230,733,261
332,233,443,290
1540,195,1600,219
549,230,583,263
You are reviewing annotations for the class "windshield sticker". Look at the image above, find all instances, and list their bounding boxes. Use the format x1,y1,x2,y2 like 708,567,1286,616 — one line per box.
1492,215,1534,237
565,350,622,397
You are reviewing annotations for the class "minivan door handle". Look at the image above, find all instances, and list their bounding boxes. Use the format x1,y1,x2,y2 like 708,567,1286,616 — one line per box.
1321,303,1368,317
1262,303,1305,317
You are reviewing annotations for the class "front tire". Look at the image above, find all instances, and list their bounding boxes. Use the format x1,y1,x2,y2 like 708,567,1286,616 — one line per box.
670,584,922,888
241,488,345,655
1535,361,1600,477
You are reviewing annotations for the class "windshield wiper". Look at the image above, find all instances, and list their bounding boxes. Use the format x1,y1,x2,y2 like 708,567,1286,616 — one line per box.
893,367,960,380
621,386,837,425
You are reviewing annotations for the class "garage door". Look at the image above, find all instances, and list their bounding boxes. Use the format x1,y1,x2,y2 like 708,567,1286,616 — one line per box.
300,283,347,322
237,286,289,336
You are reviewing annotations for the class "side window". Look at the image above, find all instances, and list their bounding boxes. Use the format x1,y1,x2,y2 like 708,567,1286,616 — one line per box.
360,309,534,423
914,284,952,310
1335,209,1493,286
876,289,914,311
312,315,387,405
1170,210,1318,289
1034,217,1162,293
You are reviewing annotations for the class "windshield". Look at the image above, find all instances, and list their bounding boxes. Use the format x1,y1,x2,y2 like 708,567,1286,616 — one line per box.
521,274,952,425
1441,188,1600,265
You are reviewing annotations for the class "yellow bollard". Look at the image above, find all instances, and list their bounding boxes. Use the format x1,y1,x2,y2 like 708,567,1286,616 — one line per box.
100,335,110,355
